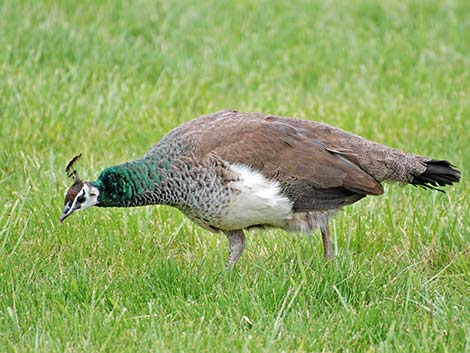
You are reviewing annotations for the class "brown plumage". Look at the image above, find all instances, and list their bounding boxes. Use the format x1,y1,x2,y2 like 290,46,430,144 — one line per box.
149,110,458,203
148,110,460,264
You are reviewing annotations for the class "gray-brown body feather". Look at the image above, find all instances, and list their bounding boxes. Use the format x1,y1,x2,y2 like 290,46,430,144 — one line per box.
146,110,430,212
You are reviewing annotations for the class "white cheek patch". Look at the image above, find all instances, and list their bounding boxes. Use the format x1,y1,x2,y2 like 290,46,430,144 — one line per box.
73,184,100,211
69,191,83,213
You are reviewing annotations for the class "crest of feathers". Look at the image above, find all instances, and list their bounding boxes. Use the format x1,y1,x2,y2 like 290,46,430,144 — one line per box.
65,154,82,181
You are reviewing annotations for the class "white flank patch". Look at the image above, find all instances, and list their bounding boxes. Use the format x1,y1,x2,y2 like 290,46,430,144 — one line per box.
221,164,293,230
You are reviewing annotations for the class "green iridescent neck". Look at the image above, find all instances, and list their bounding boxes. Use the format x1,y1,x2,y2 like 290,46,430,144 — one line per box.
92,158,171,207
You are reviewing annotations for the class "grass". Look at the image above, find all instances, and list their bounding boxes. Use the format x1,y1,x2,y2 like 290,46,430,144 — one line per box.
1,0,469,351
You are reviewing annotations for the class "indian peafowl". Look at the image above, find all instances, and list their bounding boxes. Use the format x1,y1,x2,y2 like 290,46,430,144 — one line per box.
60,110,461,266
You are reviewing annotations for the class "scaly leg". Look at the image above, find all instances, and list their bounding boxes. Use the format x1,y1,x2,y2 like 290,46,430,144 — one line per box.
225,229,246,268
320,224,334,260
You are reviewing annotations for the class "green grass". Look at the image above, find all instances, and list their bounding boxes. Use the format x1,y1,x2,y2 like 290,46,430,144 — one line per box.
1,0,469,351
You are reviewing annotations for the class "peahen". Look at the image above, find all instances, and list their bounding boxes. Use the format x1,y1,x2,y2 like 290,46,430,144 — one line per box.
60,110,461,266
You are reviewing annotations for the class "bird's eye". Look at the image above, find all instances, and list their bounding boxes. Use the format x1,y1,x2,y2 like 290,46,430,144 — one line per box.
77,196,86,203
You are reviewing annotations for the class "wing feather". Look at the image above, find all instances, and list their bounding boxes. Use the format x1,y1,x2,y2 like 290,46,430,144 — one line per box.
147,110,385,211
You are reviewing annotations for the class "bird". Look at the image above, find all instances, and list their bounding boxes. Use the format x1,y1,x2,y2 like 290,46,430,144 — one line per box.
60,110,461,266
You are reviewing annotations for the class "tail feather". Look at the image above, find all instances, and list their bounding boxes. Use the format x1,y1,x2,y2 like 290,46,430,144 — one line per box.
411,160,461,192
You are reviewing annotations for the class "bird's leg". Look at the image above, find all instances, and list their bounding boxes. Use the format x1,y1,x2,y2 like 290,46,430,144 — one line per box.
320,224,334,260
225,229,246,268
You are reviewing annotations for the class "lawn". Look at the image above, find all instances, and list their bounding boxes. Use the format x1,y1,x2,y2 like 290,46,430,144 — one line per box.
1,0,469,351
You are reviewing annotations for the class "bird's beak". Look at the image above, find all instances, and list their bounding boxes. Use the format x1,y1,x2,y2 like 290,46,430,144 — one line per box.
59,203,74,223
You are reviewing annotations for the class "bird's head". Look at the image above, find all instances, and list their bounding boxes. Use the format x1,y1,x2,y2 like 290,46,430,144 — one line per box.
60,180,100,223
60,154,100,223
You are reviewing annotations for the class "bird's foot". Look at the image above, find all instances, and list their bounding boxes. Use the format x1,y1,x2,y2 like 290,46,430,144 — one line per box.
225,229,246,269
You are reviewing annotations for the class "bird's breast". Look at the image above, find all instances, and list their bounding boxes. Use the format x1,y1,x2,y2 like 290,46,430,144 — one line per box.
176,161,334,234
205,164,294,230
